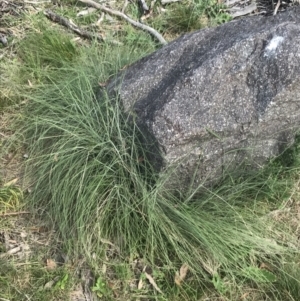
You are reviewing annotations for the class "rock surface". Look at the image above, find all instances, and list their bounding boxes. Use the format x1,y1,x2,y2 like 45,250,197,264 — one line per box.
105,7,300,191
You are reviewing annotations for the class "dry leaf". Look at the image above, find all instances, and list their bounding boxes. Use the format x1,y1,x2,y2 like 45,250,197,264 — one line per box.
137,265,146,290
46,259,57,270
99,238,116,246
240,292,250,299
77,7,96,17
102,263,107,274
179,263,189,279
98,82,107,87
175,263,189,286
71,37,81,42
7,246,21,255
21,243,30,251
137,278,144,290
144,271,163,294
3,178,19,187
45,276,60,290
259,262,273,271
44,280,55,289
20,231,27,238
30,226,49,233
175,272,181,286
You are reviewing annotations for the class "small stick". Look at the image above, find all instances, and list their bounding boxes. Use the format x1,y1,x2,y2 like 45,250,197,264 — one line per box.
24,0,51,3
161,0,181,4
273,0,280,15
0,211,30,217
79,0,167,45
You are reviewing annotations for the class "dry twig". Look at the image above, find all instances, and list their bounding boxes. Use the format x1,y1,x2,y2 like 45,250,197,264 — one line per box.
273,0,281,15
0,211,30,217
44,10,104,42
161,0,181,4
79,0,167,45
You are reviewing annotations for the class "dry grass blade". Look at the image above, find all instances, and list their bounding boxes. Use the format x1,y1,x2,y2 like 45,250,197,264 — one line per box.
3,178,19,187
0,211,30,216
144,271,163,294
175,263,189,286
46,259,57,270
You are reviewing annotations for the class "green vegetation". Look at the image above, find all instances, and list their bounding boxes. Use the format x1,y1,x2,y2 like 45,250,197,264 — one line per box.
1,1,300,300
0,259,73,301
163,0,231,32
0,184,23,214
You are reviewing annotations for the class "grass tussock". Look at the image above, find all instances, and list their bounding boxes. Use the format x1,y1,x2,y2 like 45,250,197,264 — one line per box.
158,0,231,34
9,26,300,300
17,24,79,83
0,183,23,214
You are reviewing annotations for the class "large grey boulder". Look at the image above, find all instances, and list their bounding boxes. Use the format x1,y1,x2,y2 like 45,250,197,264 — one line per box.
105,7,300,191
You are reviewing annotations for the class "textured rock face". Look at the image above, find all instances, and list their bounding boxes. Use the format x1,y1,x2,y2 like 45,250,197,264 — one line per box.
105,7,300,190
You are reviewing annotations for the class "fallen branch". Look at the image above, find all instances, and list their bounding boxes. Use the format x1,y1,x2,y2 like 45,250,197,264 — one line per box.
44,10,104,42
79,0,167,45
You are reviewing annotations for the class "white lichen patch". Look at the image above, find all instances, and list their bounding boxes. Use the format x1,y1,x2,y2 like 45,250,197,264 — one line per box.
264,36,284,57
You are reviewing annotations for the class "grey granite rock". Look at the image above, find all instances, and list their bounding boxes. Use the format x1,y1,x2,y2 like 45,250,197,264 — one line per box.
104,7,300,191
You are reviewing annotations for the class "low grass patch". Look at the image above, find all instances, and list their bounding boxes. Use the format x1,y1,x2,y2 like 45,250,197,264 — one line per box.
0,179,74,301
0,258,74,301
155,0,231,33
0,215,77,301
8,27,300,300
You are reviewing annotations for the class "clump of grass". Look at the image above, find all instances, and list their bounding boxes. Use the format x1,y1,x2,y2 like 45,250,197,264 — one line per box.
17,23,79,83
160,0,231,34
162,1,206,33
11,24,300,300
0,182,23,214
